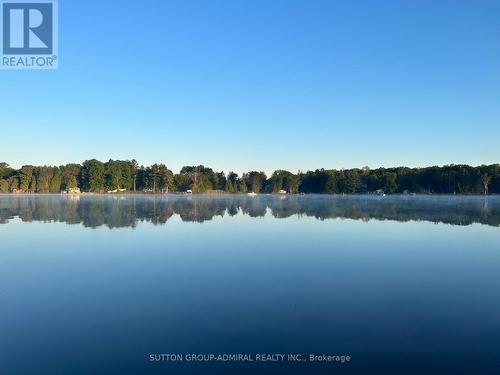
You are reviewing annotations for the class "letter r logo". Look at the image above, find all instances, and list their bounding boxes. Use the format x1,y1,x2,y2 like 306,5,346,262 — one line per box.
2,2,53,54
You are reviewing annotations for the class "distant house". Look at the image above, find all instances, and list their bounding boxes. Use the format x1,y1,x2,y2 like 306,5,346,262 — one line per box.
278,190,287,195
107,188,127,193
186,190,193,194
12,188,23,194
66,187,81,194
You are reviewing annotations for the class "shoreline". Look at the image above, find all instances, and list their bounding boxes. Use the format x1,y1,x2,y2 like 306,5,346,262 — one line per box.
0,192,496,197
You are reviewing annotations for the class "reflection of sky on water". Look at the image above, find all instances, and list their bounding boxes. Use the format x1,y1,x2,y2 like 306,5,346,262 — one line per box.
1,195,499,374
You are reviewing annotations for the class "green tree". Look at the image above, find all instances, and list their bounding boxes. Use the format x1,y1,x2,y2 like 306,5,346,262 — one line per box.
344,169,361,193
131,159,139,192
49,167,62,193
286,173,300,194
61,164,81,190
158,164,174,193
119,160,134,191
0,179,8,193
324,172,338,193
383,172,398,193
271,170,300,193
150,164,160,192
35,166,53,193
481,173,491,195
237,179,247,193
82,159,105,192
225,173,238,193
215,172,227,190
7,176,19,191
105,160,122,190
271,171,284,192
225,179,235,193
246,171,266,193
0,162,12,179
19,165,35,192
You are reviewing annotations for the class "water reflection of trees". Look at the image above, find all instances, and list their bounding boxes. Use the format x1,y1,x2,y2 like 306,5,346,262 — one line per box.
0,195,499,229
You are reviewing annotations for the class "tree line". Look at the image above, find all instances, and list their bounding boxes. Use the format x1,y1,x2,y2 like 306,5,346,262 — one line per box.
0,161,499,194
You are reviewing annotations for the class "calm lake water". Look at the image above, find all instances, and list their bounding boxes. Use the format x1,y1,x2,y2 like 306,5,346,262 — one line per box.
1,194,499,374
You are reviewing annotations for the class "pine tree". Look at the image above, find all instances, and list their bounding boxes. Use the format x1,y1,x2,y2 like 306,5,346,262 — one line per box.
237,179,247,193
225,179,235,193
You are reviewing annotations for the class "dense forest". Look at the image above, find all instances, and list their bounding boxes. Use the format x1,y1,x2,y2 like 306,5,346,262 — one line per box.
0,161,499,194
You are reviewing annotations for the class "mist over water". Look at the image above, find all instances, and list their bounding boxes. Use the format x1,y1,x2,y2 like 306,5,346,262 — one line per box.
1,194,499,228
1,195,499,374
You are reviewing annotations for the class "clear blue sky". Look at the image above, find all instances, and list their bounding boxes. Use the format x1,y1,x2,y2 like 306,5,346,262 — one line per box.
2,0,499,174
